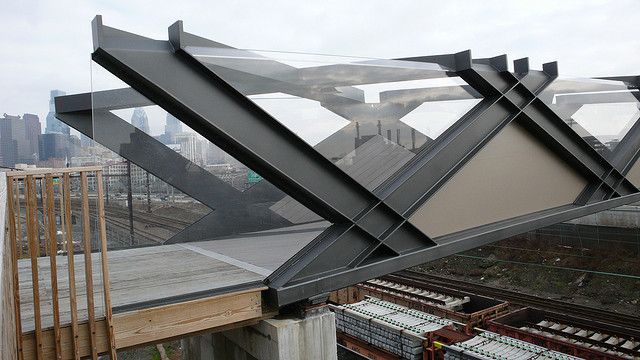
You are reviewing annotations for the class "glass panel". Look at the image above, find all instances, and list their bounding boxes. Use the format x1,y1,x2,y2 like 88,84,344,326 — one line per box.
539,77,640,153
185,47,483,188
90,60,328,243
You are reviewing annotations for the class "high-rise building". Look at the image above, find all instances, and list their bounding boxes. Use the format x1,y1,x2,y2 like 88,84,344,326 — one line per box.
131,107,150,133
164,113,183,139
23,113,41,160
0,113,41,167
173,132,204,165
39,133,80,163
45,89,70,135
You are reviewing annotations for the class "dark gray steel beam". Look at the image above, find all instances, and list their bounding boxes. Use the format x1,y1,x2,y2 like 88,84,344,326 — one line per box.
269,192,640,304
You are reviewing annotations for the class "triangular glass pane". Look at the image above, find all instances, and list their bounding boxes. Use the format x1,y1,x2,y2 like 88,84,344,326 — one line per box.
539,77,640,153
571,102,640,150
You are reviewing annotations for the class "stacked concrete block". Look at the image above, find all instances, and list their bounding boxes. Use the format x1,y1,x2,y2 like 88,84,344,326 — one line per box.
365,279,471,310
519,319,639,359
444,331,583,360
331,297,454,360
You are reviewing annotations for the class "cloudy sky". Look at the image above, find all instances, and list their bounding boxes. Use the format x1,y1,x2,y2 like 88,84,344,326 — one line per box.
2,0,640,133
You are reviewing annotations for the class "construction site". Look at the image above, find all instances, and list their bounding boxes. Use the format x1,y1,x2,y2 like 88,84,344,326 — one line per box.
2,13,640,360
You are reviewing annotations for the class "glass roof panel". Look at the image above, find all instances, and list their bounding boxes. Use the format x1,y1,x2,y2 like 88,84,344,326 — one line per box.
185,46,483,188
539,77,640,153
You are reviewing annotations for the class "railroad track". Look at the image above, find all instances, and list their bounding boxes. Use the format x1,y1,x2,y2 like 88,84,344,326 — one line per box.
389,270,640,332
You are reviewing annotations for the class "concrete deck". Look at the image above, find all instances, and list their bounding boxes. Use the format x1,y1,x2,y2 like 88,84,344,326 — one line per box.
18,222,327,332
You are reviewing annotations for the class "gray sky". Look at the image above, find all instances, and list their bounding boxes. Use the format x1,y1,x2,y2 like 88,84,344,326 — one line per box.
2,0,640,133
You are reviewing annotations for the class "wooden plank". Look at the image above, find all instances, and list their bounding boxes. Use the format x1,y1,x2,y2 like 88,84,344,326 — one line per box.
39,183,47,257
80,172,98,360
25,175,43,360
21,288,268,359
45,175,62,359
113,287,265,349
7,176,24,360
62,173,80,360
21,319,109,360
14,179,23,259
94,171,117,359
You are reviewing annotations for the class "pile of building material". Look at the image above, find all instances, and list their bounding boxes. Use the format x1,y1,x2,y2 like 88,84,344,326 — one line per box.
364,279,471,310
443,331,583,360
487,307,640,359
520,320,639,359
331,297,454,360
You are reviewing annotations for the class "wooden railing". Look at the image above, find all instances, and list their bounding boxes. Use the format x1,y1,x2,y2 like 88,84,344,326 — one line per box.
4,167,116,360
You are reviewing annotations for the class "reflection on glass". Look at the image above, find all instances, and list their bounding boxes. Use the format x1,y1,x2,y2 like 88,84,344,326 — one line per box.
540,78,640,153
185,47,483,189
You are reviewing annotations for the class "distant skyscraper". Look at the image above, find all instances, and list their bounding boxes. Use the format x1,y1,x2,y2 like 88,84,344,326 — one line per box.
165,113,182,139
131,107,150,133
0,113,41,167
45,90,70,135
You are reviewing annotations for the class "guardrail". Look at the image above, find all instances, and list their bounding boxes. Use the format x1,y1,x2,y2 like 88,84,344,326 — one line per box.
4,167,116,360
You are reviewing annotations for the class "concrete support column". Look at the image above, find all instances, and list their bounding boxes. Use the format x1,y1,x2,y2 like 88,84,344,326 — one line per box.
224,307,337,360
183,307,337,360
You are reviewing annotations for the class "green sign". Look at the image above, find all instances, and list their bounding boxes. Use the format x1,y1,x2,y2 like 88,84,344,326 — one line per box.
247,170,263,184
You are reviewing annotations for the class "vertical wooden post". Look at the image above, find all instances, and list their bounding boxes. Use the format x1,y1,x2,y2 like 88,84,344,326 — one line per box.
25,175,43,360
80,172,98,360
45,175,62,359
63,173,81,360
7,176,24,360
40,182,48,257
14,180,23,259
95,171,117,359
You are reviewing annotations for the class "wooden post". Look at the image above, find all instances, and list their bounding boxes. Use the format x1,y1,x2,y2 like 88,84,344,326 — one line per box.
25,175,43,359
45,175,62,359
95,171,117,359
14,180,23,259
7,177,24,360
40,182,48,257
63,173,81,360
80,172,98,360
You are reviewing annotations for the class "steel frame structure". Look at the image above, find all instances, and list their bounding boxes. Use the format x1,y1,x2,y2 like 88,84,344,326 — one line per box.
56,16,640,306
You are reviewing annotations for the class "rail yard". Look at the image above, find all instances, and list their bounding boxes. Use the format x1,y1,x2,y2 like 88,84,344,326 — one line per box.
330,271,640,360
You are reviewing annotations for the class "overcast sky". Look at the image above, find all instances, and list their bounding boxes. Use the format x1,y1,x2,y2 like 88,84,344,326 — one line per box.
2,0,640,132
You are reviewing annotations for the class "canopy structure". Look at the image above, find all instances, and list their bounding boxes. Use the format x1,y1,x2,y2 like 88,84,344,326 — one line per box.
55,16,640,306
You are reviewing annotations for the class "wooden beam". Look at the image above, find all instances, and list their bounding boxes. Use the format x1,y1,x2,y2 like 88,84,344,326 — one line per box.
21,288,268,359
94,171,117,359
22,319,109,360
113,287,265,349
62,174,80,360
6,166,103,178
44,175,62,360
80,172,98,360
6,176,24,360
25,175,43,360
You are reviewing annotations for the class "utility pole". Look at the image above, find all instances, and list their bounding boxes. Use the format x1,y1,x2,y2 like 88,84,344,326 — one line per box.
145,171,151,213
126,160,134,245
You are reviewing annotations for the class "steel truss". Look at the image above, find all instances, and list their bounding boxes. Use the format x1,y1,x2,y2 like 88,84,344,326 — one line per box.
56,16,640,306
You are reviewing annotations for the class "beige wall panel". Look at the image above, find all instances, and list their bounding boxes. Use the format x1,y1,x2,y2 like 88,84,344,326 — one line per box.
626,158,640,188
409,122,588,238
